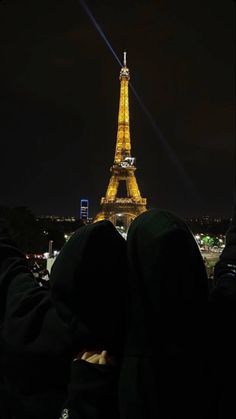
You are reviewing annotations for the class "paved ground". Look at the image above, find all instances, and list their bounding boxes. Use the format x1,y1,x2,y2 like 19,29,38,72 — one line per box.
201,251,220,278
201,251,220,263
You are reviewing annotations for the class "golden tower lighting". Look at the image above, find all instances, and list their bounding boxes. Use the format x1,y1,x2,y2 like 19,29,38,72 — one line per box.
94,52,147,232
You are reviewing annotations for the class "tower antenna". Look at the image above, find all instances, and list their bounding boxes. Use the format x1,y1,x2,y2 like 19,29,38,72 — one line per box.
124,51,127,67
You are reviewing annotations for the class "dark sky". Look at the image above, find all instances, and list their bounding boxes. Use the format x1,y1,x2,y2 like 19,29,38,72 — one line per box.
0,0,235,218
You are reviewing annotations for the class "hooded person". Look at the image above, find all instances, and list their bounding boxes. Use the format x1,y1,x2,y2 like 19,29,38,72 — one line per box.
1,219,127,419
0,217,77,419
119,209,212,419
50,220,128,419
209,204,236,419
50,219,127,357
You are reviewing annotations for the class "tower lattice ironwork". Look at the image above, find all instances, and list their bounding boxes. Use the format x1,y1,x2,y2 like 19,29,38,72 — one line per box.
94,52,147,231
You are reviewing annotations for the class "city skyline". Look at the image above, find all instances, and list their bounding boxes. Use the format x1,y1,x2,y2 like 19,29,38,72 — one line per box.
0,0,235,218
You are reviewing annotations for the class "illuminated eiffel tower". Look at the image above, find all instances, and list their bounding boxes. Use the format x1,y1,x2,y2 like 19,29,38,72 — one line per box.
94,52,147,232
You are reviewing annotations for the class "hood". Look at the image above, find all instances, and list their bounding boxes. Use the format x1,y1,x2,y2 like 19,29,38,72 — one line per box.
126,209,209,352
50,220,127,354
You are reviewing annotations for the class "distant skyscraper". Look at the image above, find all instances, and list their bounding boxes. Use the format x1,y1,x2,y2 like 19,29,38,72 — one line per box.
80,199,89,222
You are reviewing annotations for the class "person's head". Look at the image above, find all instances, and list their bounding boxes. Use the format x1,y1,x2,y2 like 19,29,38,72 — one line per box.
119,210,211,419
126,209,209,348
50,220,127,356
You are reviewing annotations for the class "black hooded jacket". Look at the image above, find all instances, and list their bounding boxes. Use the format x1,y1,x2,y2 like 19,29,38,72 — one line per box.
51,220,128,419
0,219,75,419
119,209,211,419
50,220,127,356
1,220,127,419
209,205,236,419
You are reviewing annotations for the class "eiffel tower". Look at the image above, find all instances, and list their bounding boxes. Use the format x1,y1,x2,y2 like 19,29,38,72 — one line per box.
94,52,147,232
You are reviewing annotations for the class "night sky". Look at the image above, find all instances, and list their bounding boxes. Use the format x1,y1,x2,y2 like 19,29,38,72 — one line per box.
0,0,235,218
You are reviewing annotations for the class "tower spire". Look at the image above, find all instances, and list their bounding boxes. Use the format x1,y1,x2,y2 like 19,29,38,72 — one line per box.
123,51,127,67
115,51,130,163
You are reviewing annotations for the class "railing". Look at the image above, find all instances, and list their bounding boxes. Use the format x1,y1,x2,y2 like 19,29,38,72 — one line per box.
101,197,147,205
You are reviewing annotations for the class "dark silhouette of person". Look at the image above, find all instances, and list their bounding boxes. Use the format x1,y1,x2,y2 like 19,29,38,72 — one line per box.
210,204,236,419
0,218,74,419
0,219,127,419
50,219,128,419
118,208,212,419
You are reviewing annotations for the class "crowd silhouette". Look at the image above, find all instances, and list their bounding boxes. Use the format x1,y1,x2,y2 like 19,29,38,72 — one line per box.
0,205,235,419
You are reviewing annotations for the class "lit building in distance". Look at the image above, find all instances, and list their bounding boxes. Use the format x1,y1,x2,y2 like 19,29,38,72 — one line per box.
94,52,147,232
80,199,89,222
